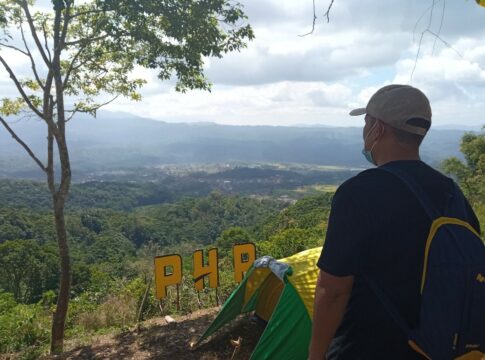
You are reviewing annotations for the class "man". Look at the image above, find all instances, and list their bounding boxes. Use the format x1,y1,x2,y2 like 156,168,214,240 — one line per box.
308,84,481,359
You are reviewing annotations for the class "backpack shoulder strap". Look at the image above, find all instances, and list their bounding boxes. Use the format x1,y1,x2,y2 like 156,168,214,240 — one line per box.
367,163,442,336
378,164,441,220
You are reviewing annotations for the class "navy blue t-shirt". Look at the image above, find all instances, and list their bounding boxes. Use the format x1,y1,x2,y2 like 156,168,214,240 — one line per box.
317,160,481,360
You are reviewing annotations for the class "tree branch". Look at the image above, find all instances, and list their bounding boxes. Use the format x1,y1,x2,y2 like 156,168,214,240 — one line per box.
52,5,71,197
432,0,446,55
412,0,442,42
64,34,110,47
62,45,89,89
426,29,462,58
66,95,120,121
42,19,52,62
43,71,57,135
20,22,45,91
0,116,47,172
0,42,28,56
47,122,56,194
59,0,71,53
411,0,436,81
20,0,52,69
69,9,106,19
323,0,335,23
0,55,44,119
410,0,460,81
300,0,336,36
63,47,123,90
299,0,317,37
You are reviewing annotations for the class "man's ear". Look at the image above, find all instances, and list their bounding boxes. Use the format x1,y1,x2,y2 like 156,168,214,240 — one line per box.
376,120,386,139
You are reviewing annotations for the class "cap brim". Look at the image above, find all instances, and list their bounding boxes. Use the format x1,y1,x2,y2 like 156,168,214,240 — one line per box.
349,108,366,116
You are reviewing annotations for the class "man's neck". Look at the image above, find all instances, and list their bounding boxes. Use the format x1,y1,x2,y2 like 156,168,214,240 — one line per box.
375,148,421,166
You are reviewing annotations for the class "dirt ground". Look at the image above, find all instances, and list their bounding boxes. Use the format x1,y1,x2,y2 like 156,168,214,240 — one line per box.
44,308,265,360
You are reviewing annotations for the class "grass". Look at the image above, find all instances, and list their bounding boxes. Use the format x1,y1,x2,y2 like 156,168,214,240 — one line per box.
294,184,338,193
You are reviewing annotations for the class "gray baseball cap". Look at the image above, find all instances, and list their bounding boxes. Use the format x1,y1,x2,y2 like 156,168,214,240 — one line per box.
349,84,432,135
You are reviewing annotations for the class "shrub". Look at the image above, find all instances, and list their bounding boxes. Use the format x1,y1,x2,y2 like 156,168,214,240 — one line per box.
75,294,137,332
258,228,323,259
0,302,50,354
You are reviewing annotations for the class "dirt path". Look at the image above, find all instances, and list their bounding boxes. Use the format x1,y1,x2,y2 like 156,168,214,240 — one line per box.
45,308,264,360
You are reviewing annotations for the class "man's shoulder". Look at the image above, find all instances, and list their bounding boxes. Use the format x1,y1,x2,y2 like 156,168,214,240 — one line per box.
335,161,451,200
336,168,390,194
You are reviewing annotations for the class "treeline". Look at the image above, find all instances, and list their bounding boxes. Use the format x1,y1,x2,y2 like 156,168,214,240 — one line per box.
0,166,354,210
0,180,175,210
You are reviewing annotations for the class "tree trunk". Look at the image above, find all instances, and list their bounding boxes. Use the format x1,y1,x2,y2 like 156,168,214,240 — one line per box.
50,5,72,353
50,195,70,354
48,124,72,355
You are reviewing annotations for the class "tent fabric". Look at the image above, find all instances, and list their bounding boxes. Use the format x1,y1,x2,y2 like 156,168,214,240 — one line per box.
279,247,321,318
196,246,322,360
196,267,256,343
250,281,312,360
254,273,284,322
244,267,271,307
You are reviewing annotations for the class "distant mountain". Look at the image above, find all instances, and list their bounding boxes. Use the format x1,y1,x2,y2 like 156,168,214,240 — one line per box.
0,111,472,179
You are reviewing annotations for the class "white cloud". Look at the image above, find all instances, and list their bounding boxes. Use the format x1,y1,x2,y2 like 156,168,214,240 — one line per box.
1,0,485,128
107,81,357,126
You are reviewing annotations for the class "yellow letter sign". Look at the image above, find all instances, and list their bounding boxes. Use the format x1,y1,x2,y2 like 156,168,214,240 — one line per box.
154,254,182,299
193,248,219,290
233,243,256,283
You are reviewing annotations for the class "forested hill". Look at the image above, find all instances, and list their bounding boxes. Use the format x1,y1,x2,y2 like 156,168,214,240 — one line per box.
0,165,352,209
0,111,470,178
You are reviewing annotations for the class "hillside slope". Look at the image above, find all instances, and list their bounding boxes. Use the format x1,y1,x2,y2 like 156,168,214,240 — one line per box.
42,309,263,360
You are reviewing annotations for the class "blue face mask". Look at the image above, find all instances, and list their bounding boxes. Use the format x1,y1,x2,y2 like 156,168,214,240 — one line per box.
362,122,379,166
361,148,376,165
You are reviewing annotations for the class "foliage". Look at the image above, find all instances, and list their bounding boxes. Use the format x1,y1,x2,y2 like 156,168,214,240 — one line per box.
442,130,485,204
0,301,50,355
85,231,135,264
0,0,254,117
215,226,253,255
0,186,334,356
442,129,485,240
0,207,55,243
0,290,16,314
261,193,331,239
138,192,283,246
0,179,174,211
258,228,324,259
0,240,59,303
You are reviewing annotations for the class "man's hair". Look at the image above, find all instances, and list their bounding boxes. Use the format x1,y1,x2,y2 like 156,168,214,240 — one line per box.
387,118,428,146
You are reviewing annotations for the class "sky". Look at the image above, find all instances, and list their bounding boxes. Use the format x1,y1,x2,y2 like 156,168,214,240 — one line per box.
2,0,485,128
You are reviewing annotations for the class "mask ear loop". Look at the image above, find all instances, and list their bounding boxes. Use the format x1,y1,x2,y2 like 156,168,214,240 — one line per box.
363,120,379,150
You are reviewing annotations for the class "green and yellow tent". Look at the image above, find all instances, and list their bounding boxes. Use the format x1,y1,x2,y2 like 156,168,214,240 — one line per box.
195,247,321,360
